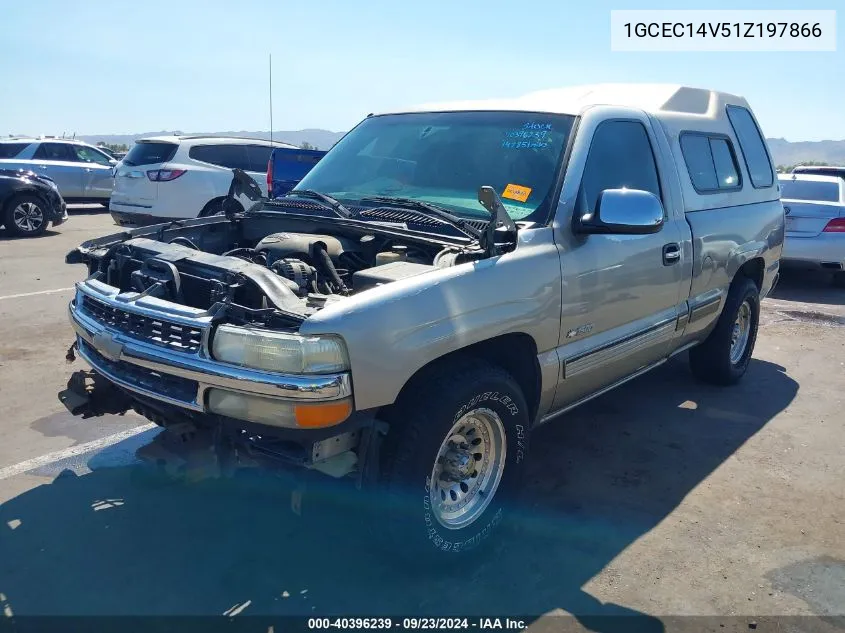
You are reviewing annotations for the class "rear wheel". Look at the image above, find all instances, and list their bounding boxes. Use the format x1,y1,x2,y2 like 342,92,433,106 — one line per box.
199,197,242,217
689,277,760,385
4,193,49,237
379,359,530,560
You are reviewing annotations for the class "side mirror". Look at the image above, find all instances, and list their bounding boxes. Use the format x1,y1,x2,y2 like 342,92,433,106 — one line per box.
575,189,664,235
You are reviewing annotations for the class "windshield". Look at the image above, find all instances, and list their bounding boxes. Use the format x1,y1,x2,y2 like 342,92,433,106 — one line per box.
779,178,841,203
293,111,575,222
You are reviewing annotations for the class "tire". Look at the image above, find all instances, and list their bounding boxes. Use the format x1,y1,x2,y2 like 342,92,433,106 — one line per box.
689,276,760,385
3,193,49,237
379,358,530,560
199,198,242,217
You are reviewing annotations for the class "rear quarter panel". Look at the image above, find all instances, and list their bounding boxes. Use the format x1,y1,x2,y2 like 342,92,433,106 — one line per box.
679,200,784,344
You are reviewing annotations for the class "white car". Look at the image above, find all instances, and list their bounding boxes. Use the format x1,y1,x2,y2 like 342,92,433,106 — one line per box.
109,135,298,226
779,173,845,286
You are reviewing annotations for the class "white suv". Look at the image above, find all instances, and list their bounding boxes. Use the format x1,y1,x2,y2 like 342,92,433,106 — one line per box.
110,135,297,226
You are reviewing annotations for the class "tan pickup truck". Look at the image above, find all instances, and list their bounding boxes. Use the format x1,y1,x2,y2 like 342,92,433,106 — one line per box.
60,84,784,560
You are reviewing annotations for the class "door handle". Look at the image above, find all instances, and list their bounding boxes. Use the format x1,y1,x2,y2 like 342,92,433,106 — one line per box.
662,243,680,266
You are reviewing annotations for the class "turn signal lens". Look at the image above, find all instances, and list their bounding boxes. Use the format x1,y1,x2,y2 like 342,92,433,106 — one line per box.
207,389,352,429
294,400,353,428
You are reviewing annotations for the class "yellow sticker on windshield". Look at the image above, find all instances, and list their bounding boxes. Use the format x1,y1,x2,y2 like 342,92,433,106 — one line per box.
502,183,532,203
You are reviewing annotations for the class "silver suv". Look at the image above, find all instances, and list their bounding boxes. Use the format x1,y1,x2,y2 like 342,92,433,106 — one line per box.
0,138,116,205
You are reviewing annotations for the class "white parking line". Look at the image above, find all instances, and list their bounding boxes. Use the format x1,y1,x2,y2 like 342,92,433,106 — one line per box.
0,423,157,481
0,287,75,301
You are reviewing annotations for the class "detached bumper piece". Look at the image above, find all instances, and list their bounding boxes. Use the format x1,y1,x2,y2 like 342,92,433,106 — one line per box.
58,367,133,419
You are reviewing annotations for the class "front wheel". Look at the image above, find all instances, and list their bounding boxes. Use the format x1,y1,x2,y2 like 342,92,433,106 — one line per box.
689,276,760,385
380,359,530,559
4,194,49,237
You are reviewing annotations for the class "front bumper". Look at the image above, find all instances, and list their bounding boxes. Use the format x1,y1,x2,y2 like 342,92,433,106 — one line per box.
68,278,352,417
44,192,67,226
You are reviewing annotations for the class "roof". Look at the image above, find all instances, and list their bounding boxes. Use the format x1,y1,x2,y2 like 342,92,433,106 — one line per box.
791,165,845,175
138,135,298,148
778,173,844,184
390,84,750,118
0,136,91,145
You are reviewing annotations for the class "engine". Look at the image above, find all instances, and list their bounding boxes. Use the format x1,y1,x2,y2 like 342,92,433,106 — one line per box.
82,221,479,324
253,232,438,299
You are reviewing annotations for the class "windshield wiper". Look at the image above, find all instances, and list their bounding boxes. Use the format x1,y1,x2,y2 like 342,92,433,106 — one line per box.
283,189,352,218
360,196,483,241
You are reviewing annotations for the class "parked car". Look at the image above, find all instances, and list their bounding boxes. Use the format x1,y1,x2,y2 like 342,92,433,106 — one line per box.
95,146,122,161
791,165,845,182
109,136,301,226
1,168,68,237
267,146,326,198
778,173,845,286
0,138,116,205
60,84,782,560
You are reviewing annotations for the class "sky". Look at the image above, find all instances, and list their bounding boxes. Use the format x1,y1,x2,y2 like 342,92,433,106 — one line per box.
1,0,842,141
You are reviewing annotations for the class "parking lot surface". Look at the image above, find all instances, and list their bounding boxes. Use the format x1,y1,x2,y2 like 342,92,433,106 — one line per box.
0,209,843,627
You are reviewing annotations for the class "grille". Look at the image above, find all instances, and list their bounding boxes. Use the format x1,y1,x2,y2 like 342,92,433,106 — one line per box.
81,296,203,353
79,340,199,404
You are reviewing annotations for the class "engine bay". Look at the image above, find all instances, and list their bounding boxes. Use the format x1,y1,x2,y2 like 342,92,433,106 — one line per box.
73,214,488,326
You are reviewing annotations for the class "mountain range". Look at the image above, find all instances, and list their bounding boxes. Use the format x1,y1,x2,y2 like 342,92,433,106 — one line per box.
78,129,346,152
77,129,845,167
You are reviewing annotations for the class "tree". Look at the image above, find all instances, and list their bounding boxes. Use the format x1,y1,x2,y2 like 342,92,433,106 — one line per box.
300,141,315,150
97,142,129,152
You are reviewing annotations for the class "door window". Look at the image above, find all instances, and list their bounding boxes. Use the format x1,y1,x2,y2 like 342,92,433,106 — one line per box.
33,143,76,162
726,105,774,188
189,144,249,170
580,120,661,211
244,145,274,173
680,133,741,192
73,145,113,166
0,143,30,158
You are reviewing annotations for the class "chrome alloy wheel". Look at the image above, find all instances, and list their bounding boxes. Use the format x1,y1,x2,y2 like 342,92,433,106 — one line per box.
428,408,507,530
730,300,752,364
13,201,45,233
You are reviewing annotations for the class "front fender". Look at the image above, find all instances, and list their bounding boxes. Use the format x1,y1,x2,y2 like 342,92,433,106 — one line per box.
299,228,563,410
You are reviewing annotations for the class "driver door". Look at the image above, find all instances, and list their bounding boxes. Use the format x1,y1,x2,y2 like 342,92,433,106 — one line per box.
549,108,686,412
72,145,115,199
32,142,84,198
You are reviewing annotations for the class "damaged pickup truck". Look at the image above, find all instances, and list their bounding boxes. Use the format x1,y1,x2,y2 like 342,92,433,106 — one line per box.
60,85,784,559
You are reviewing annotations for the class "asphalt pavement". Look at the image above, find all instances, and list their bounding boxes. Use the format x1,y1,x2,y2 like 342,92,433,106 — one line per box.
0,208,843,627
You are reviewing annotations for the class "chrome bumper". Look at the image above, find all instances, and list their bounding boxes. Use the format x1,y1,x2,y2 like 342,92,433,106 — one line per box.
68,279,352,413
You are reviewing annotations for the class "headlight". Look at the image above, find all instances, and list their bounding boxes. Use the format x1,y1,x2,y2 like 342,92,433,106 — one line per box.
211,325,349,374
